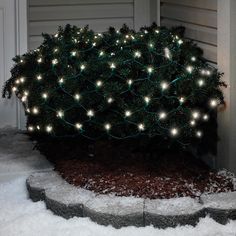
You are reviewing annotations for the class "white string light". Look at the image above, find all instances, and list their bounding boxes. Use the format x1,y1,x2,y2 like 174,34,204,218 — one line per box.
104,123,111,131
191,56,196,62
58,77,64,84
28,126,34,131
147,66,153,74
107,97,113,103
210,99,217,108
87,109,94,117
190,120,196,126
96,80,103,87
125,110,132,117
160,81,168,90
134,51,141,58
197,79,204,87
71,51,77,56
99,51,104,56
110,62,116,69
196,130,203,138
37,74,42,80
80,64,86,70
186,66,193,73
170,128,179,136
203,114,209,121
127,79,133,86
74,93,80,100
37,57,42,63
159,112,167,120
46,125,53,133
52,59,58,65
42,93,48,99
57,110,64,118
32,107,39,114
164,47,171,59
179,97,185,103
144,96,150,104
192,111,200,119
138,123,145,131
75,123,82,130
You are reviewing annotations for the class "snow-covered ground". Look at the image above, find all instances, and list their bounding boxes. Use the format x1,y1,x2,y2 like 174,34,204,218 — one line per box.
0,128,236,236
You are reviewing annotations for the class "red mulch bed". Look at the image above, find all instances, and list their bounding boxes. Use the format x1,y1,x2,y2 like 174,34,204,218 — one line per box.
54,151,234,199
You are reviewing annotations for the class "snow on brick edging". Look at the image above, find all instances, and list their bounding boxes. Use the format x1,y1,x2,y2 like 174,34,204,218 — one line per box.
26,171,236,228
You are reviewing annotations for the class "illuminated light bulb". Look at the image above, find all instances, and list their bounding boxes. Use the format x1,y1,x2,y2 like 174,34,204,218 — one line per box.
24,91,29,96
192,111,200,119
99,51,104,56
110,52,115,56
58,77,64,84
12,87,17,92
21,96,27,102
80,64,85,70
155,29,159,34
74,93,80,100
37,74,42,80
159,112,167,120
125,110,132,117
186,66,193,73
127,79,133,86
42,93,48,99
206,70,211,75
191,56,196,62
87,109,94,117
149,43,154,48
138,123,145,131
110,62,116,69
164,47,171,59
170,128,179,136
46,125,53,133
26,108,30,113
15,79,20,84
75,123,82,130
147,66,153,74
198,79,205,87
37,57,42,63
123,40,127,44
52,59,58,65
160,81,168,90
144,96,150,104
131,35,135,40
92,42,96,47
98,33,102,37
196,130,203,138
36,125,40,130
178,39,183,45
20,77,25,83
96,80,103,87
116,30,120,34
144,30,148,34
203,114,209,121
107,97,113,103
125,34,129,39
116,40,120,44
210,99,217,108
28,126,34,131
32,107,39,114
134,51,141,58
57,110,64,118
140,34,144,38
71,51,77,56
53,48,59,53
104,123,111,131
54,33,58,38
179,97,185,103
20,59,24,63
190,120,196,126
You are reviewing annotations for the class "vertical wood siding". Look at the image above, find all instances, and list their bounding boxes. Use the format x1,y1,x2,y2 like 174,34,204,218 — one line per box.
160,0,217,64
28,0,135,50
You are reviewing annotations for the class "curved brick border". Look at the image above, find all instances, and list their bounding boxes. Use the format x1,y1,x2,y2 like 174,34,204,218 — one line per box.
26,171,236,228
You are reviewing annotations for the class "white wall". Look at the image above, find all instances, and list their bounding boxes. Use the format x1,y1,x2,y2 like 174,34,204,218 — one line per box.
28,0,151,50
160,0,217,64
0,0,27,129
